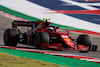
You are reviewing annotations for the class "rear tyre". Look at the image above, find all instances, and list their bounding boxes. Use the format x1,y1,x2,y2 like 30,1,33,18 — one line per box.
4,29,20,46
77,34,91,52
34,32,49,49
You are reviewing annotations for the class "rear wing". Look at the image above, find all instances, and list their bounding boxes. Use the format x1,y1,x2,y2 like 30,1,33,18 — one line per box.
12,20,37,28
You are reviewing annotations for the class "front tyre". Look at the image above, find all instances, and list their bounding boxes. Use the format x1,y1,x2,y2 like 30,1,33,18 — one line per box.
4,29,20,46
77,34,91,52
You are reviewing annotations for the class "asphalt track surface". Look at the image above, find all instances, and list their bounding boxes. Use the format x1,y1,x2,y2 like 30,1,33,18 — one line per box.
0,15,100,58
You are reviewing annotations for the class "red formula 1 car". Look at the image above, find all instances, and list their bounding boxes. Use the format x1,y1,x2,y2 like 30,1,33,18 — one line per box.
4,18,93,52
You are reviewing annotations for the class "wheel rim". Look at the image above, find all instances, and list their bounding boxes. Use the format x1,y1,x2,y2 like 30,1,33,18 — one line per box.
34,34,40,48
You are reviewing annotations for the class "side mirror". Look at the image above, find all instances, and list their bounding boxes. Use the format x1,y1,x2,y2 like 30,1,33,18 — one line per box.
55,26,59,29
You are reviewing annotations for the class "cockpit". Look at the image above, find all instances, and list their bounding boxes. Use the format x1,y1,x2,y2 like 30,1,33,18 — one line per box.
44,26,55,31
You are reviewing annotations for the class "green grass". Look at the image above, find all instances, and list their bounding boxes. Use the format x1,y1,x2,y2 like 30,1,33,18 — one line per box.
0,48,100,67
0,52,66,67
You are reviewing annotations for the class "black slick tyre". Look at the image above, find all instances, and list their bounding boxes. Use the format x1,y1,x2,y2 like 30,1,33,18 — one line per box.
77,34,91,52
34,32,49,49
4,29,19,46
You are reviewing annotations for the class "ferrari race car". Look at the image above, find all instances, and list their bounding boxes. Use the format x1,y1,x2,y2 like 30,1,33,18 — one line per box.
4,18,96,52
